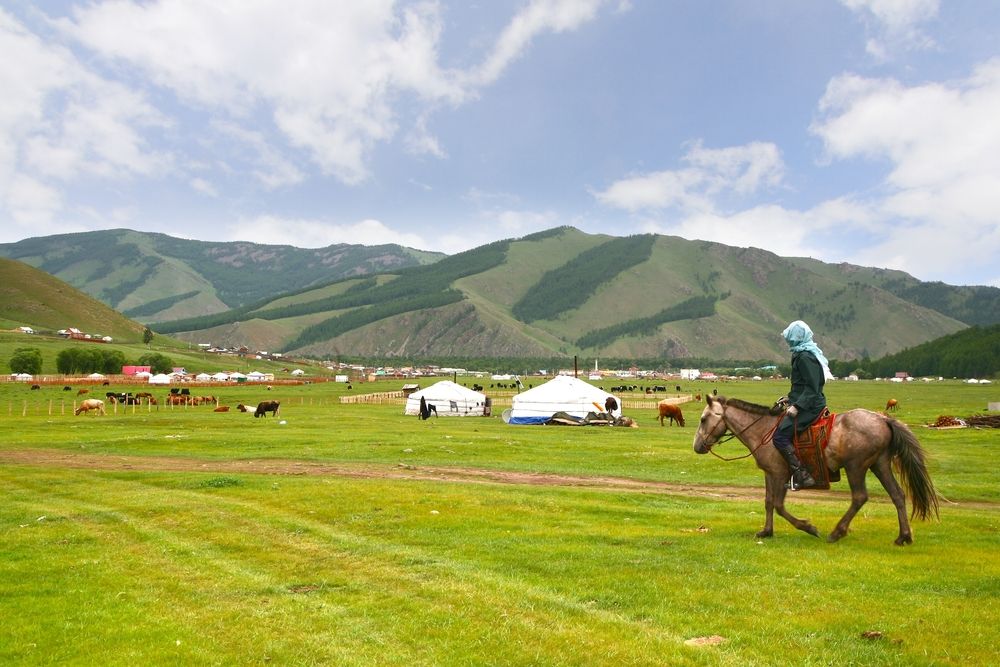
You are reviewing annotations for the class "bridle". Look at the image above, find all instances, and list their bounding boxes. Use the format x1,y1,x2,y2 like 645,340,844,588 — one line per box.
702,405,777,462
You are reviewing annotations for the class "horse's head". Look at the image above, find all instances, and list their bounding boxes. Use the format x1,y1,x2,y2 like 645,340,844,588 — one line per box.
693,394,727,454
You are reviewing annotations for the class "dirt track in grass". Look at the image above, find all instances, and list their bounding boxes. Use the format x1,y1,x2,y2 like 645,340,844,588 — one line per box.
0,448,987,509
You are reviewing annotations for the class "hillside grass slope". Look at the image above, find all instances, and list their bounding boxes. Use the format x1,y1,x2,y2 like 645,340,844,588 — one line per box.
152,227,981,363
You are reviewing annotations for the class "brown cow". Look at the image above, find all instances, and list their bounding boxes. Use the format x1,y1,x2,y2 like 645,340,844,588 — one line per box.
75,399,105,416
657,400,685,427
214,406,230,412
77,388,89,396
885,398,899,411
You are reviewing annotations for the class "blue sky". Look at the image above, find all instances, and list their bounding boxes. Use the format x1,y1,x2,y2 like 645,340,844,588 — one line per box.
2,0,999,286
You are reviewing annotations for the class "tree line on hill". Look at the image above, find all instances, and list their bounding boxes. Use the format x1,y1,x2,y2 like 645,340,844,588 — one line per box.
321,324,999,380
8,347,175,376
829,324,999,379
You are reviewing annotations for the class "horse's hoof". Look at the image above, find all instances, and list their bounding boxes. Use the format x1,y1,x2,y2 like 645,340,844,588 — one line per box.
755,529,773,539
826,533,842,543
806,526,820,538
894,535,913,546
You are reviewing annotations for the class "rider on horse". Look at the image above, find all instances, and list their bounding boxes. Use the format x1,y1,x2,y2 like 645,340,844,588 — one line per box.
774,320,832,490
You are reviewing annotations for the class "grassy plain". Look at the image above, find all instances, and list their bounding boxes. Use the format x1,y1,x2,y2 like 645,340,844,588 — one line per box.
1,377,998,665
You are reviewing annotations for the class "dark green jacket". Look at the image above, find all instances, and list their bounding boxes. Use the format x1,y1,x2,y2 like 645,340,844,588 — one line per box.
780,350,827,434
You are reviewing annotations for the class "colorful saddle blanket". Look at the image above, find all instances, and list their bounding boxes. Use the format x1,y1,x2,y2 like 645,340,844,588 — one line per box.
793,409,839,489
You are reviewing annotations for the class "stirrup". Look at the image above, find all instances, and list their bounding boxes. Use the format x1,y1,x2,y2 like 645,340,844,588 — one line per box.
786,469,816,491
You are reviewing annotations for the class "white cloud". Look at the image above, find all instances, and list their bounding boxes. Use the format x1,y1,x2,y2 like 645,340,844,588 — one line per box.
5,174,64,231
639,197,877,261
812,60,1000,283
227,215,429,250
840,0,939,58
56,1,617,187
468,0,609,86
0,8,168,234
210,120,304,189
595,141,785,213
190,177,218,197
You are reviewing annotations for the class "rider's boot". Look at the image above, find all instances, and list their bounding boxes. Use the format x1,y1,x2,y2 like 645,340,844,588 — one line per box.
773,432,816,490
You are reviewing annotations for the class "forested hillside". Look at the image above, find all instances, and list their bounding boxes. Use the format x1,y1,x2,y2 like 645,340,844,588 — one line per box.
844,324,1000,378
0,229,442,321
151,227,980,362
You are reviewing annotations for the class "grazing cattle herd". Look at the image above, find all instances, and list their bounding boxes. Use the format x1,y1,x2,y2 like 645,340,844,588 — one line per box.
19,381,911,431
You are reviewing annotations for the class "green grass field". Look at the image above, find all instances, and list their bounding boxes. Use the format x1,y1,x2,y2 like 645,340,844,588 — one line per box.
1,377,997,665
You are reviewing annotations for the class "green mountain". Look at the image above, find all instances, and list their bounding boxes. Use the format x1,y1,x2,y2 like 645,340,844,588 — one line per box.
151,227,994,362
0,258,146,341
0,229,443,322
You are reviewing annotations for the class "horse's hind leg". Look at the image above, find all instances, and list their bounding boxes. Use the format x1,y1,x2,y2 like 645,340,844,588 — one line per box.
828,464,870,543
871,454,913,545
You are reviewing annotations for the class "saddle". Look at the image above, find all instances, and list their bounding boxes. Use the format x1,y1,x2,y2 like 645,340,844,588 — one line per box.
793,409,839,489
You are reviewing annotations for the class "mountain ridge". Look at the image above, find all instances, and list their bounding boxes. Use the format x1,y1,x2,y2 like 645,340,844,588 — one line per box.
150,227,990,362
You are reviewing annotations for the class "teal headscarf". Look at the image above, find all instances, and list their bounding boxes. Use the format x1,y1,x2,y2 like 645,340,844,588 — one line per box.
782,320,833,379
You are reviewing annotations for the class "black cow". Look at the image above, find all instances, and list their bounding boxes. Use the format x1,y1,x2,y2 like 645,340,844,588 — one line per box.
254,400,280,418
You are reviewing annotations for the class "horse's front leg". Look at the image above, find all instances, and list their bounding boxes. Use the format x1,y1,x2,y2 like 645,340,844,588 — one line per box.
828,464,870,543
771,473,820,537
756,475,775,538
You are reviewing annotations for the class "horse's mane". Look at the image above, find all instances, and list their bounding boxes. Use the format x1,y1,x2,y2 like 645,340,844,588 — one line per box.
721,396,784,417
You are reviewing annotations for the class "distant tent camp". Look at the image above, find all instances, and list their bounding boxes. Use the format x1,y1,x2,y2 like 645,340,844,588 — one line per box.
195,373,212,382
506,375,620,425
404,381,489,417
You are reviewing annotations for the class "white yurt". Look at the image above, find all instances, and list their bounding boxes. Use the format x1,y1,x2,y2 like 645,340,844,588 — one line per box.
506,375,620,425
195,372,213,382
212,372,230,382
148,373,171,385
404,381,489,417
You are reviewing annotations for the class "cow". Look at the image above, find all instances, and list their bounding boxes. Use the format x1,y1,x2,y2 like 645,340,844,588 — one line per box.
63,386,72,391
166,394,190,406
77,388,89,396
135,392,156,405
237,403,249,412
214,406,230,412
657,400,685,427
30,384,40,390
75,399,105,416
254,400,280,418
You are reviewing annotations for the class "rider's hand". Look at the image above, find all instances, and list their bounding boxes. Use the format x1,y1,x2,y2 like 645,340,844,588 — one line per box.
786,405,798,417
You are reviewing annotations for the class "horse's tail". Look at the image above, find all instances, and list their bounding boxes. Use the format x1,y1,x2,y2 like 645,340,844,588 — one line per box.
887,418,939,520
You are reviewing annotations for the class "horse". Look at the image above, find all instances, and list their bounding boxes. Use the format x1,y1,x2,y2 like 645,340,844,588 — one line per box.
75,399,105,416
657,400,685,427
692,395,938,545
254,400,280,418
885,398,899,411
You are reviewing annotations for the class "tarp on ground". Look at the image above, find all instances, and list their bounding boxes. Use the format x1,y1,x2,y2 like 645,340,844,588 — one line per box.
506,375,621,425
404,380,489,417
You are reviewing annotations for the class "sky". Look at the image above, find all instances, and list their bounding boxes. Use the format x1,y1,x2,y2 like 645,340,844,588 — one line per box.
2,0,999,287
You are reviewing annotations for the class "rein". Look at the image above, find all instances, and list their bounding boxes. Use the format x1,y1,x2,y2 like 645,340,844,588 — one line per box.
707,410,776,462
